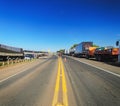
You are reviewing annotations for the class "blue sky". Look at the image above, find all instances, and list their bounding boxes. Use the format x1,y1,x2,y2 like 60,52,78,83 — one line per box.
0,0,120,52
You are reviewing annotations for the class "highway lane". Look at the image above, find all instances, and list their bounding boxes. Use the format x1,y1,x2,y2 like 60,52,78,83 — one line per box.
0,55,120,106
0,56,58,106
64,56,120,106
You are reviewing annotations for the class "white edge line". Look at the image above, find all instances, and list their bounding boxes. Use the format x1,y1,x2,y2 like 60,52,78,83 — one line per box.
0,69,29,83
67,56,120,78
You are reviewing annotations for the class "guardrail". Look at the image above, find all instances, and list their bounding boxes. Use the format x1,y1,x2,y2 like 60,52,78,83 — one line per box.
0,58,36,68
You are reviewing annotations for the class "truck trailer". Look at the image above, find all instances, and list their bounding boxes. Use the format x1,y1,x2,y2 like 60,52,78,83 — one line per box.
94,47,119,61
85,46,119,61
0,44,24,61
74,42,93,57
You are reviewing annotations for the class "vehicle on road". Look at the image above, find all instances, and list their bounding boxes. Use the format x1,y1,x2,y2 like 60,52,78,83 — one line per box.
74,42,93,57
69,47,76,56
24,54,34,59
94,47,119,61
85,47,97,59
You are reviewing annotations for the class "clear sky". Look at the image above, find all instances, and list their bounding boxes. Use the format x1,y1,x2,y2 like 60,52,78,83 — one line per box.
0,0,120,52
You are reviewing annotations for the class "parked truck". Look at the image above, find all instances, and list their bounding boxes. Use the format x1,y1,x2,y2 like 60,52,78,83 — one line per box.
74,42,93,57
94,47,119,61
0,44,24,61
69,47,76,56
85,47,97,59
85,46,119,61
64,49,70,55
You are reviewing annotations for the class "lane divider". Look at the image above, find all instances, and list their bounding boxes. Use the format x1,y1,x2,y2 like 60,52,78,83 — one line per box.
61,57,68,106
52,57,68,106
52,58,61,106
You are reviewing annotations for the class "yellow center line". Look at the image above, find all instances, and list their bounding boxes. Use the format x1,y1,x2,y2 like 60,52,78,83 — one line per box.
61,58,68,106
52,58,61,106
52,57,68,106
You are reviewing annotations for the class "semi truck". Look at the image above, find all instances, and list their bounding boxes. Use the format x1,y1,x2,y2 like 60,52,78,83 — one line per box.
85,47,97,59
85,46,119,61
69,47,76,56
74,42,93,57
64,49,70,55
0,44,24,61
94,47,119,61
24,50,48,58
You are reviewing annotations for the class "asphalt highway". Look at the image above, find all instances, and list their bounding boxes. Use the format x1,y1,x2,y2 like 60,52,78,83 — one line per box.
0,55,120,106
64,56,120,106
0,56,58,106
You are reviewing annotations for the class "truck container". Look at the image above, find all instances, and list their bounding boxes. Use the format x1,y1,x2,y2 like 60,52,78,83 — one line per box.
0,44,24,61
74,42,93,57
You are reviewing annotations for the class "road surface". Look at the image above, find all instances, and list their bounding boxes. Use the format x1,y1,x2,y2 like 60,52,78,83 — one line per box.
0,55,120,106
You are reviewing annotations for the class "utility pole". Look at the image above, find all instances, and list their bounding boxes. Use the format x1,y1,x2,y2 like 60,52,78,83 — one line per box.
116,40,120,62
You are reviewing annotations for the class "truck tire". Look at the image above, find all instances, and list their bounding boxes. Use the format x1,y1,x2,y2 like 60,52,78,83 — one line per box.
86,55,89,59
95,55,98,61
98,55,103,61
